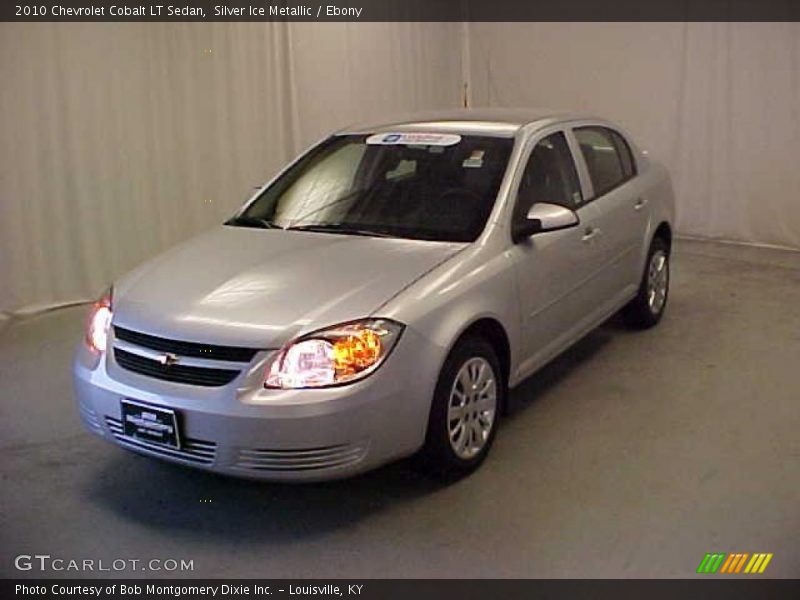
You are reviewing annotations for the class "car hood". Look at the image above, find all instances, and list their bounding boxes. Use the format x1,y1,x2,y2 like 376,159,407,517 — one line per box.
113,226,464,348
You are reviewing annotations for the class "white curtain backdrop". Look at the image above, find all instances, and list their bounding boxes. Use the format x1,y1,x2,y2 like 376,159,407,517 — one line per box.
0,22,463,314
2,22,798,315
466,22,800,250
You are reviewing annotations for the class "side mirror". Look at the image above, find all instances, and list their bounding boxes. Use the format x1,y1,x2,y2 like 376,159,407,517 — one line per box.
512,202,579,243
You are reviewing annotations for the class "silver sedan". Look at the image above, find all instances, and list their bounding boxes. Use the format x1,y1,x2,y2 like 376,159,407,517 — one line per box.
73,109,674,481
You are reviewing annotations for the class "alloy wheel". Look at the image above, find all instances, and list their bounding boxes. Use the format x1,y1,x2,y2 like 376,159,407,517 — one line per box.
447,357,497,460
647,249,669,315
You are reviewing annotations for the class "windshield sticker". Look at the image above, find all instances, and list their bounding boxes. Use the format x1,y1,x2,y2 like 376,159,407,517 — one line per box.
366,132,462,146
462,150,485,168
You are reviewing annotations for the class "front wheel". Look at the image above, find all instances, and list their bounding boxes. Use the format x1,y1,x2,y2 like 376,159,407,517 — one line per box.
416,336,503,477
622,236,670,329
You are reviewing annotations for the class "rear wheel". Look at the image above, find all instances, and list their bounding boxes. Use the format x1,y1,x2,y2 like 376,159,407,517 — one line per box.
417,336,503,477
622,236,670,329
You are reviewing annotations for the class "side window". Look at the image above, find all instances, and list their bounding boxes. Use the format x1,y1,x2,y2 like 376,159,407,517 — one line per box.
574,127,630,197
516,132,582,218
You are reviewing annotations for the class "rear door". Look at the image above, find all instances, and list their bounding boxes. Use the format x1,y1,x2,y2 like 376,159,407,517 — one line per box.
570,126,648,307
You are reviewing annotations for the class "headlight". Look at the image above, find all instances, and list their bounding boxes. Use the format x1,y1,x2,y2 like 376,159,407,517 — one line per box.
265,319,404,389
85,287,113,353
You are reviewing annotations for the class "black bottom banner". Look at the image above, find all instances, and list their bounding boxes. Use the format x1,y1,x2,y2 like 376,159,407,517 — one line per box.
4,579,800,600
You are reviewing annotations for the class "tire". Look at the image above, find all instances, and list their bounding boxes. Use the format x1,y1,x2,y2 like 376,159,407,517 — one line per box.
416,336,504,478
622,236,670,329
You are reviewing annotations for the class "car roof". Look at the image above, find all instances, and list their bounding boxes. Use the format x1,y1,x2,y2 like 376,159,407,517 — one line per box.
341,108,595,138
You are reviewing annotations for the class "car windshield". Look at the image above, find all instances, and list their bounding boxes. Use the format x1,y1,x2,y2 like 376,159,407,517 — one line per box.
229,133,514,242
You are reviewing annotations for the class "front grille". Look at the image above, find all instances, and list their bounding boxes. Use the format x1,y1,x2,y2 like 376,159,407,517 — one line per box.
106,417,217,465
233,443,367,472
114,348,240,387
114,326,258,362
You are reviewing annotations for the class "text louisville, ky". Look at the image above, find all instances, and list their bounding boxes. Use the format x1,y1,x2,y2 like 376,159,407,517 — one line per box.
16,583,366,597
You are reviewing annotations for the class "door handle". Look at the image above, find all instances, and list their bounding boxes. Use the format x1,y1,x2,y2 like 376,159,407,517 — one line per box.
581,226,600,242
634,197,648,211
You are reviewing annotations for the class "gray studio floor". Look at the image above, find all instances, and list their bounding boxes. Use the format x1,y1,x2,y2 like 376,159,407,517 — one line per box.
1,239,798,578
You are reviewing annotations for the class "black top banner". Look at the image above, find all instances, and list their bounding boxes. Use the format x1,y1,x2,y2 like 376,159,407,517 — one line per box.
4,0,800,22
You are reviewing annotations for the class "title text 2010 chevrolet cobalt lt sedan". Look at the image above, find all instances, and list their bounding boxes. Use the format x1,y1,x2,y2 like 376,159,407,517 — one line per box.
74,109,674,481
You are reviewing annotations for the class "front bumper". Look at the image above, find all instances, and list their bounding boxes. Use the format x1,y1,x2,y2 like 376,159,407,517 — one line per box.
73,327,441,481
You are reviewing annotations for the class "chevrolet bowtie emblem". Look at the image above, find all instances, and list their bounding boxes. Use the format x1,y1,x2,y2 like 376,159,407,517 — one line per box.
158,353,180,366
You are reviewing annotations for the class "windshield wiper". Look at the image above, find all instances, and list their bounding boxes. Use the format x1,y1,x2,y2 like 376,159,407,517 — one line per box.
225,215,283,230
286,223,397,238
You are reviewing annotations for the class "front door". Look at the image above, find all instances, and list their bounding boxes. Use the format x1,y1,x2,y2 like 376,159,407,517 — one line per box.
510,130,606,379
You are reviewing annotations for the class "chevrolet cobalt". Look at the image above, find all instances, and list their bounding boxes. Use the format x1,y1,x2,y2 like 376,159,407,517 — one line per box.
74,109,674,480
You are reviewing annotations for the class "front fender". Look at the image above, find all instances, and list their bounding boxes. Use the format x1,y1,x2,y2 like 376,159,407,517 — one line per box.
377,245,522,391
